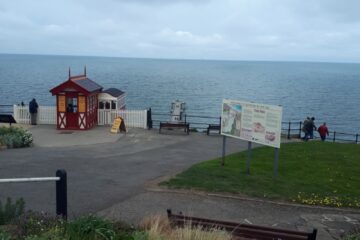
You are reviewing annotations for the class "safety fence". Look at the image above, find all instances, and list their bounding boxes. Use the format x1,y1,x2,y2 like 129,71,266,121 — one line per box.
12,105,148,129
151,112,359,143
0,170,67,218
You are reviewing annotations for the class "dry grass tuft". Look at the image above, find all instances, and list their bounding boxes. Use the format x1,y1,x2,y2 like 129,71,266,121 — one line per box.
139,215,232,240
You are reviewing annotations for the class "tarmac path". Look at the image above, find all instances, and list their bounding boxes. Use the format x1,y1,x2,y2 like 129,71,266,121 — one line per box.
0,126,359,239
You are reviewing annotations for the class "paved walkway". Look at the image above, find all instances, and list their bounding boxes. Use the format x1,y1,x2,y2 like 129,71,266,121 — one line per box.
0,125,359,239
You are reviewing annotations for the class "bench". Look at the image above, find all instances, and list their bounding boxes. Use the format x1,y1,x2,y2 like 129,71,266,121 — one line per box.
167,209,317,240
0,114,17,126
159,122,190,135
206,124,221,135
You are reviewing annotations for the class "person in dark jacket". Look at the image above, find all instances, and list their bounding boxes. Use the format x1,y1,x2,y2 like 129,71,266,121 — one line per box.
29,98,39,125
309,117,317,139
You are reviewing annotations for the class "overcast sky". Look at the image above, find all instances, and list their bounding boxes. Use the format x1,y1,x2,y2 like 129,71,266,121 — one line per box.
1,0,360,62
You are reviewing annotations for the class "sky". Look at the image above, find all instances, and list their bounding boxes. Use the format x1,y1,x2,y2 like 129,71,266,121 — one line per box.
1,0,360,62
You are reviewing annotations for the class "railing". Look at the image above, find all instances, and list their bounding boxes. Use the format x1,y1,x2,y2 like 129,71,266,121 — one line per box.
0,104,13,114
152,112,221,131
151,112,359,143
281,121,359,143
0,170,67,219
12,105,148,129
97,109,148,129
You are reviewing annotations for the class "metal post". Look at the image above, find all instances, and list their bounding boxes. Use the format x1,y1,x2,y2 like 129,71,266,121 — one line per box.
246,141,252,174
147,108,152,129
221,136,226,166
184,114,187,124
333,131,336,143
299,121,302,138
356,134,358,144
219,117,222,134
56,169,67,219
287,122,291,139
274,148,279,178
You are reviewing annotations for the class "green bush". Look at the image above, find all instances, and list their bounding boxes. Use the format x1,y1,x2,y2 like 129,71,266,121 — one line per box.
0,231,12,240
66,215,116,240
15,211,63,238
0,198,25,225
0,126,33,148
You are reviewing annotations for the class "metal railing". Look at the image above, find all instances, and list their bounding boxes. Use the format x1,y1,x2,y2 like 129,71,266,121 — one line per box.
0,170,67,219
281,121,359,143
152,112,221,131
0,104,13,114
151,112,359,143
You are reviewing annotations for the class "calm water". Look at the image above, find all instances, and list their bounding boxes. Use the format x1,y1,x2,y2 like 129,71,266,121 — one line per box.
0,54,359,133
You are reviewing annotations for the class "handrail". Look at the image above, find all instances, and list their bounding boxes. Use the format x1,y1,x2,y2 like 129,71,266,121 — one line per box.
0,177,60,183
0,170,67,219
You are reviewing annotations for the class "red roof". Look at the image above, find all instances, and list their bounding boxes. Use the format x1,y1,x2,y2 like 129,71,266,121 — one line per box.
50,75,103,95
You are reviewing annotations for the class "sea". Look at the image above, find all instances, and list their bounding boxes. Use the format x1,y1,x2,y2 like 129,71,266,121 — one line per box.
0,54,359,134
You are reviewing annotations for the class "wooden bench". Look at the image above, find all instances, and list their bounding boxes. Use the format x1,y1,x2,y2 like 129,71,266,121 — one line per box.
167,209,317,240
159,122,190,135
0,114,17,126
206,124,221,135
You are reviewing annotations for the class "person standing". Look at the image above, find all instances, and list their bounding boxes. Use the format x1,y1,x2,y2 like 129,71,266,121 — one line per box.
29,98,39,125
302,117,310,140
318,122,329,141
309,117,317,139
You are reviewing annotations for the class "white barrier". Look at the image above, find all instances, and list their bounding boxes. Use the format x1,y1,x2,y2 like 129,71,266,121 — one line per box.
97,109,148,129
13,105,148,129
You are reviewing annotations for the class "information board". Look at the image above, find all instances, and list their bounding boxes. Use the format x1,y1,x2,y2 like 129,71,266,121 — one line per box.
221,99,283,148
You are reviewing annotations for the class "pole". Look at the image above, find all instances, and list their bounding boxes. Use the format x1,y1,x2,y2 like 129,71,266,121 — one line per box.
287,122,291,139
333,131,336,143
219,117,222,134
246,141,252,174
56,169,67,219
274,148,279,178
356,134,358,144
221,136,226,166
299,121,302,138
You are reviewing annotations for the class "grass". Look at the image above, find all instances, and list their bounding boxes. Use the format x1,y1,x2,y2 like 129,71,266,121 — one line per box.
163,141,360,208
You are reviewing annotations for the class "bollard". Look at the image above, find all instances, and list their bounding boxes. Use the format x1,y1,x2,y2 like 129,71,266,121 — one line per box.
56,170,67,219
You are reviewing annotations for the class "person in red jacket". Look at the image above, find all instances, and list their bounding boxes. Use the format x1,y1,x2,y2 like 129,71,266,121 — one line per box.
318,122,329,141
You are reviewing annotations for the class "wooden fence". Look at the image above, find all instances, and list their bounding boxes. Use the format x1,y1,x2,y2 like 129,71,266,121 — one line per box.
13,105,148,129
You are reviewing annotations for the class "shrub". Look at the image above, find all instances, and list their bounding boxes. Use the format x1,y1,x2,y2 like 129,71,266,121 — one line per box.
0,126,33,148
15,211,64,237
0,198,25,225
66,215,116,240
0,231,12,240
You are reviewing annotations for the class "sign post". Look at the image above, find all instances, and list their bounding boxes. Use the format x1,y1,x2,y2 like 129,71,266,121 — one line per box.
273,148,279,178
221,99,283,175
221,136,226,166
246,141,252,174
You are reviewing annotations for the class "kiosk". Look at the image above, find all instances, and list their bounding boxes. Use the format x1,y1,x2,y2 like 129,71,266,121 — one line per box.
50,69,103,130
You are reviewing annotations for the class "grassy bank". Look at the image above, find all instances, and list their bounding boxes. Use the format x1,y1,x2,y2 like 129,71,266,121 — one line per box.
163,142,360,208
